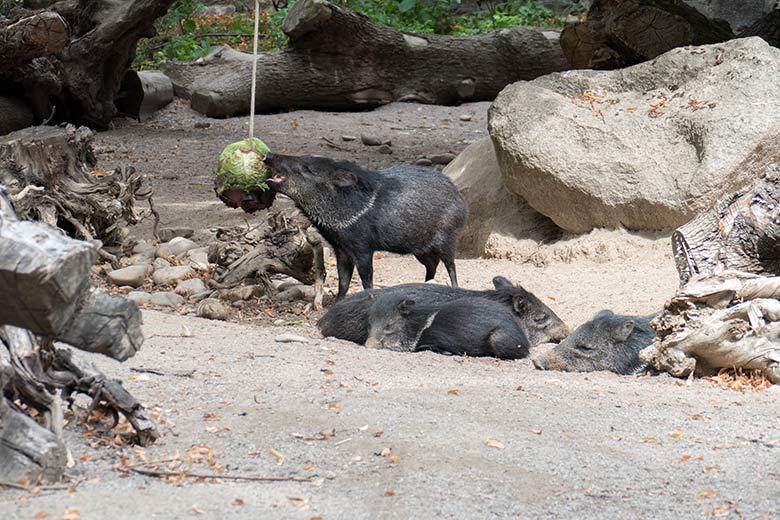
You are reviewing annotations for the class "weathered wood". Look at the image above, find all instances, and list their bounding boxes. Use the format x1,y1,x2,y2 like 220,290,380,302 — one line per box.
0,125,157,252
0,11,69,71
114,70,174,122
560,0,734,69
740,8,780,48
211,199,326,309
640,271,780,383
0,0,176,128
161,0,569,117
0,93,33,135
672,141,780,286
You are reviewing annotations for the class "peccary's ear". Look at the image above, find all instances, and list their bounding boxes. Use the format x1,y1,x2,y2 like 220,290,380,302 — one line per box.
331,169,358,187
610,320,635,342
594,309,615,320
512,294,527,314
492,276,513,289
398,299,416,316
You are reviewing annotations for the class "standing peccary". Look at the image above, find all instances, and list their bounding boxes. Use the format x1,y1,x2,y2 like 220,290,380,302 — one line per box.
264,153,467,299
365,294,530,359
531,310,655,374
318,276,568,346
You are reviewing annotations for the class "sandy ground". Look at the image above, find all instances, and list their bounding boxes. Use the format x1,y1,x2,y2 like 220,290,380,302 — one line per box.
4,102,779,519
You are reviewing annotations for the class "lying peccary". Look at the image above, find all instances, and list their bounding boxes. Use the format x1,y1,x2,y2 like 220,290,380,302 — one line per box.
365,294,530,359
264,153,466,299
318,276,568,346
532,310,654,374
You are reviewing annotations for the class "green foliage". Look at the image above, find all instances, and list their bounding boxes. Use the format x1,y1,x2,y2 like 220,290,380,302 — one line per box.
134,0,563,69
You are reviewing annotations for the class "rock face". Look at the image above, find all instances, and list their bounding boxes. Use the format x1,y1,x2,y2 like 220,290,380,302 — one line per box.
489,38,780,233
685,0,774,33
443,138,559,258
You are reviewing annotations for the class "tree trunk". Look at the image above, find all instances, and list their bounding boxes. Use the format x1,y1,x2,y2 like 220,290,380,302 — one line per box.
740,8,780,48
0,11,68,71
114,70,174,122
0,93,33,135
161,0,570,117
560,0,734,69
671,139,780,287
0,0,176,129
0,125,158,256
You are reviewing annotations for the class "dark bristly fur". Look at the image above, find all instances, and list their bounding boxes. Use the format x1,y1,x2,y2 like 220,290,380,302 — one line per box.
264,153,467,299
532,310,655,374
318,276,569,346
366,294,531,359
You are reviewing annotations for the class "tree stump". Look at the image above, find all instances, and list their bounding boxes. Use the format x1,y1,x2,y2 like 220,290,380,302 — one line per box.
161,0,569,117
560,0,734,69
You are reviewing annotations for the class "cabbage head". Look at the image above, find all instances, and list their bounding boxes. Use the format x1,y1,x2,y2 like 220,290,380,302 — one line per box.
214,137,271,194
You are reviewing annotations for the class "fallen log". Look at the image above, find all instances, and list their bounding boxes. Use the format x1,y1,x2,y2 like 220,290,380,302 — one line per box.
560,0,734,69
161,0,569,117
0,11,69,71
114,70,174,122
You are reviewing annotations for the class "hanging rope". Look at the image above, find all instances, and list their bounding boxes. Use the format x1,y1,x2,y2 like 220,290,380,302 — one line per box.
249,0,261,139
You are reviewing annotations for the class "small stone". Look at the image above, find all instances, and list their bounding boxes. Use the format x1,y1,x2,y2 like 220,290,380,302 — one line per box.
459,113,473,122
127,291,152,305
102,263,114,275
188,251,210,270
108,265,151,288
274,286,305,303
274,333,310,344
361,134,382,146
428,153,456,165
377,144,393,155
155,243,173,258
194,122,211,129
341,135,357,142
196,298,229,320
158,227,195,243
152,265,195,286
176,278,208,296
191,290,214,302
120,254,154,267
414,158,433,166
218,285,260,302
168,237,199,257
150,291,185,308
132,242,156,257
154,257,171,269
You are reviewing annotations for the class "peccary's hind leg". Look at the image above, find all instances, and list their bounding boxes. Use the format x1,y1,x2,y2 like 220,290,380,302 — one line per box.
415,253,439,281
488,329,529,360
440,247,458,288
354,250,375,290
335,248,355,300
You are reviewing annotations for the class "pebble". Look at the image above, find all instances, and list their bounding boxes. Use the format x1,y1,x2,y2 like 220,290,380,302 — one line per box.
341,135,357,142
154,257,172,269
190,290,214,302
188,250,210,270
175,278,208,296
132,242,156,257
127,291,152,305
429,153,457,165
459,113,473,121
155,243,173,258
274,333,310,344
107,265,150,288
168,237,200,257
377,144,393,155
414,158,433,166
152,265,195,286
150,291,185,308
360,134,382,146
158,227,195,243
196,298,229,320
218,285,259,302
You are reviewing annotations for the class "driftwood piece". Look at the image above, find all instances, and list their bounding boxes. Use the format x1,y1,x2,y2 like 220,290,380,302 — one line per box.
0,125,157,254
640,271,780,383
560,0,734,69
115,70,174,122
161,0,569,117
0,11,69,71
211,199,326,309
672,142,780,286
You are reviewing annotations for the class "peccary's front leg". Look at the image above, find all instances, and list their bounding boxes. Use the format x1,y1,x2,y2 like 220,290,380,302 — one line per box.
335,248,355,300
354,250,374,290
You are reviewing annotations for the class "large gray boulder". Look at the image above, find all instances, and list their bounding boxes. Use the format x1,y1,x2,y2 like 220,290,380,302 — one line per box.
489,37,780,233
443,138,559,259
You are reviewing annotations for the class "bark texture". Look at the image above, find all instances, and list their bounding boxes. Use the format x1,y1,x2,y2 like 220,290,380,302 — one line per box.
560,0,734,69
162,0,569,117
